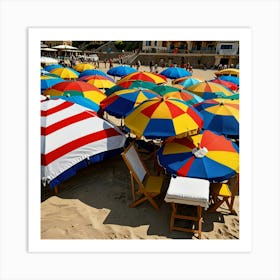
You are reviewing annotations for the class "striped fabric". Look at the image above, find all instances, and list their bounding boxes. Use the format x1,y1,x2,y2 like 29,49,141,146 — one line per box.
41,99,126,185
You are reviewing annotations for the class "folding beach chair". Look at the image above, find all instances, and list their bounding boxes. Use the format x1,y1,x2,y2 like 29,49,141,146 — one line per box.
165,176,210,239
208,174,239,214
121,143,164,210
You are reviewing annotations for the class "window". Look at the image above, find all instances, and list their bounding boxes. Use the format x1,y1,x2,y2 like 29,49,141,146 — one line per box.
146,41,151,46
154,41,158,46
220,45,233,49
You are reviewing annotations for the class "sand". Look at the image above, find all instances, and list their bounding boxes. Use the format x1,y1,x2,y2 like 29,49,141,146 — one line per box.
41,64,239,240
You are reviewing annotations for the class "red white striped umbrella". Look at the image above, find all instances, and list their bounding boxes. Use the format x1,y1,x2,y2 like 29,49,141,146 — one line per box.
41,98,126,188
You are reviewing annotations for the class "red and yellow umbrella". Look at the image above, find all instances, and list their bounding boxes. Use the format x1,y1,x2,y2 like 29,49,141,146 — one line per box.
124,97,203,139
79,74,116,89
117,71,167,85
43,81,106,104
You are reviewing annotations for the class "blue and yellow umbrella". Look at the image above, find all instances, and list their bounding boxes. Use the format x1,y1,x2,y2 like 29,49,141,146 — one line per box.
157,130,239,182
100,88,160,118
124,97,203,139
193,98,239,137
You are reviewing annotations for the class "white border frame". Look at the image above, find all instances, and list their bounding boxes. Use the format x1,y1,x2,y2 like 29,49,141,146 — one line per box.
28,27,252,253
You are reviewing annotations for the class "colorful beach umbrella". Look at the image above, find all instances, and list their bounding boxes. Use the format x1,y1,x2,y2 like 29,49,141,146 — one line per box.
215,68,239,77
50,96,100,112
43,81,106,104
117,71,167,85
107,65,137,77
117,80,156,90
160,67,192,79
44,64,63,72
124,97,203,139
41,98,126,188
220,75,239,86
193,98,239,137
187,81,235,100
100,88,160,118
79,74,116,89
164,90,204,106
79,69,108,78
74,63,95,72
41,75,64,92
173,75,203,84
50,67,79,79
178,77,201,88
210,78,238,91
104,85,126,96
157,130,239,182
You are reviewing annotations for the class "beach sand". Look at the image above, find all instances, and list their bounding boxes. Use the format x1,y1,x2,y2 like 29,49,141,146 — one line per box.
41,64,239,240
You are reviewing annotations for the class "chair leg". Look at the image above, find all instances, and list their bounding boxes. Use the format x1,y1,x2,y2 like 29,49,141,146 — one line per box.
130,194,160,210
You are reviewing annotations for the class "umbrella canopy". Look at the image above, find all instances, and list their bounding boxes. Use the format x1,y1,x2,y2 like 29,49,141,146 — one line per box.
104,85,126,96
74,63,95,72
44,64,63,72
173,75,203,84
43,81,106,104
151,84,183,96
117,80,156,90
78,74,116,89
41,98,126,188
100,88,160,118
193,98,239,137
215,68,239,77
210,78,238,91
164,90,204,106
157,130,239,182
79,69,108,78
160,67,192,79
124,97,203,139
41,75,64,92
187,81,235,100
107,65,137,77
50,67,79,79
50,96,100,112
220,75,239,86
117,71,167,84
178,77,201,88
52,44,78,50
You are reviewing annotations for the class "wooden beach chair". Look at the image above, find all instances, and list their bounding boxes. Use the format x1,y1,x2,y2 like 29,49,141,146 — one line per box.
121,143,164,210
208,174,239,214
165,176,210,239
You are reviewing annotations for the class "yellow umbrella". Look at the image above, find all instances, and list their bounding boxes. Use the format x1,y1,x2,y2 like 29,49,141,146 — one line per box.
215,68,239,77
50,67,78,80
74,63,95,72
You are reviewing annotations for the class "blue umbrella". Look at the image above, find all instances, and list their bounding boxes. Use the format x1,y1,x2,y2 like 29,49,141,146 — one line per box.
44,64,63,72
220,75,239,86
179,77,201,88
41,76,64,92
79,69,108,78
50,96,100,112
107,65,137,77
160,67,192,79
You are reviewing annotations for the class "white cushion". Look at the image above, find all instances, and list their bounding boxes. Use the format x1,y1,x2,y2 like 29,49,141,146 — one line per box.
165,176,210,209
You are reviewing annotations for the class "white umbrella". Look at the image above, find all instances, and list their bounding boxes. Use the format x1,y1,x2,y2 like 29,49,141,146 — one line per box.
41,48,58,52
52,44,78,50
41,56,59,64
41,98,126,189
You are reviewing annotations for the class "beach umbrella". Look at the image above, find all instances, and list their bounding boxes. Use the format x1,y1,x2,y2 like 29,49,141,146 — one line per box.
124,97,203,139
50,67,79,79
43,81,106,104
187,81,235,100
79,69,108,78
107,65,137,77
164,90,204,106
117,80,156,90
117,71,167,84
215,68,239,77
74,63,95,72
157,130,239,182
41,56,59,65
50,96,100,112
104,85,126,96
210,78,238,91
79,74,116,89
41,75,64,92
160,67,192,79
100,88,160,118
178,77,201,88
173,75,203,84
220,75,239,86
150,84,183,96
44,64,63,72
193,98,239,137
41,98,126,189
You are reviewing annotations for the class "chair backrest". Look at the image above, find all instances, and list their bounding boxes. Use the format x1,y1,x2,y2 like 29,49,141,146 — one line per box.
122,143,147,183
